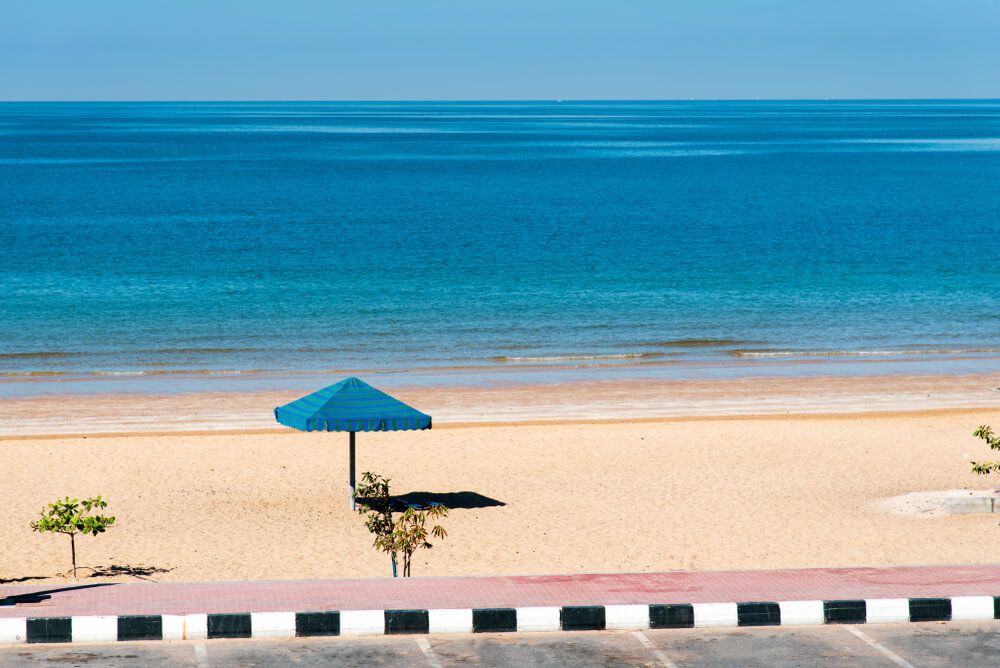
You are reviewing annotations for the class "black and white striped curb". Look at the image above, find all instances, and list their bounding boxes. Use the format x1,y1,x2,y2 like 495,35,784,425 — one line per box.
1,596,998,644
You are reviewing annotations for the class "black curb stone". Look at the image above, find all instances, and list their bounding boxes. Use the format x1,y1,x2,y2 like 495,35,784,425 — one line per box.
117,615,163,641
560,606,606,631
649,604,694,628
823,600,867,624
26,617,72,644
385,609,429,634
908,598,951,623
207,613,252,639
473,608,517,633
295,611,340,637
15,595,1000,644
737,602,781,626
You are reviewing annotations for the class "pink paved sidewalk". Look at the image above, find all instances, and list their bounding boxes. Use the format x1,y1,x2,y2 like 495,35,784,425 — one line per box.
3,564,1000,619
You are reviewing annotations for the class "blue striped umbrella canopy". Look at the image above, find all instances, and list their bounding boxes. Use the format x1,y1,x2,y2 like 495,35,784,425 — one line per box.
274,377,432,509
274,377,432,433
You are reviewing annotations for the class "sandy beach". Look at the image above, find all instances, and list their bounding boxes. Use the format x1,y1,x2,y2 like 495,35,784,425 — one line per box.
2,373,1000,586
3,370,999,435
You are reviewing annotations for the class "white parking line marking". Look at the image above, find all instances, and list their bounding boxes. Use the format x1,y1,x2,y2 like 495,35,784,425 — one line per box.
844,625,917,668
632,630,678,668
194,642,209,668
416,637,444,668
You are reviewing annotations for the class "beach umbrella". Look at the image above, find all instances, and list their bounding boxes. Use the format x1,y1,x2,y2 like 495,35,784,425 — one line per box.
274,377,432,510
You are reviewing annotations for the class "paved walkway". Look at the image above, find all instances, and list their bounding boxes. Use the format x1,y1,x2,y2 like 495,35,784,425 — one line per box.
3,564,1000,619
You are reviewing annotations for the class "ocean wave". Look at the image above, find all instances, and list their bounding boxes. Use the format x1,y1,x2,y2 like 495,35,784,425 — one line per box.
134,347,268,354
0,347,269,359
587,148,743,158
0,351,85,359
0,368,266,379
630,339,751,348
188,369,265,375
134,124,467,135
0,157,212,165
0,371,68,377
489,352,667,363
729,348,1000,358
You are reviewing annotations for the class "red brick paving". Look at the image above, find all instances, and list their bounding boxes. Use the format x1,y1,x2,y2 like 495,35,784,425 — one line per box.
2,564,1000,619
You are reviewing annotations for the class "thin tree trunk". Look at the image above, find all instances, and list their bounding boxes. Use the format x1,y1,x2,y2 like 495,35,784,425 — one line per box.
70,534,77,579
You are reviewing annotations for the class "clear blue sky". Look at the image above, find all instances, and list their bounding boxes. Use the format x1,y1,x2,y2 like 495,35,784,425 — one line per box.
2,0,998,100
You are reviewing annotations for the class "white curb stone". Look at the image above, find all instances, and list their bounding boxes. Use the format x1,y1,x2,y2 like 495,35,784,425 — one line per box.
72,615,117,643
4,592,998,646
516,607,560,632
950,596,994,621
865,598,910,624
428,608,473,634
250,611,296,638
778,600,825,626
605,604,650,630
693,602,739,628
0,618,27,644
340,609,385,636
163,613,207,640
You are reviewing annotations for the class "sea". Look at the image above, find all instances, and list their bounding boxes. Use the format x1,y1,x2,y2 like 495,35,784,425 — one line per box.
2,100,1000,398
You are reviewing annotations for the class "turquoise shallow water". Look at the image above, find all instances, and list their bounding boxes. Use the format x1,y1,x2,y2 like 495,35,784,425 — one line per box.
2,101,999,395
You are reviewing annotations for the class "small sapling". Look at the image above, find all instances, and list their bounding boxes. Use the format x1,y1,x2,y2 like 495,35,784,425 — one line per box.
355,472,448,577
30,496,115,578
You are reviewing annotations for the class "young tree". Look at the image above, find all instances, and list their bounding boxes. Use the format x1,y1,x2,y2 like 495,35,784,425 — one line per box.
393,503,448,578
971,425,1000,477
355,472,398,576
30,496,115,579
355,472,448,578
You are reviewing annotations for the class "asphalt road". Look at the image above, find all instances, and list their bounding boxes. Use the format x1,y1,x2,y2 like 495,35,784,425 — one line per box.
2,622,999,667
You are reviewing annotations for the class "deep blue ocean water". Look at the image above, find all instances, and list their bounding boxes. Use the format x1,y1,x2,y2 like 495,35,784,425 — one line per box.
2,101,1000,393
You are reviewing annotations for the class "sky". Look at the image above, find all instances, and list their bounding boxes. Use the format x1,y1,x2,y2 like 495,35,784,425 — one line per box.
2,0,998,101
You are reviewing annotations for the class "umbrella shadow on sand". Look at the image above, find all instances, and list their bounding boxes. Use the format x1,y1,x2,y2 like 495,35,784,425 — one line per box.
388,491,506,510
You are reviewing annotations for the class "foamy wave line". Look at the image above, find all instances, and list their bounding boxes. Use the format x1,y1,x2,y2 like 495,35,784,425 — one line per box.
135,347,268,354
0,351,85,359
0,369,266,379
731,348,1000,358
630,338,751,348
1,347,268,359
0,371,66,377
490,352,665,363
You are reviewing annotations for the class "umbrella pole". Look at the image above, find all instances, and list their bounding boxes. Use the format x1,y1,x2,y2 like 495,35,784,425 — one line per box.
349,431,356,510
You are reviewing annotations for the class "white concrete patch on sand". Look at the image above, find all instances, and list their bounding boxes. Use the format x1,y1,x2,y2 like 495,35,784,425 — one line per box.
869,489,999,518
